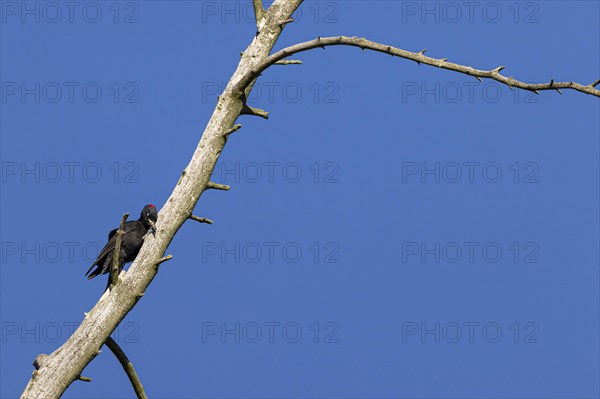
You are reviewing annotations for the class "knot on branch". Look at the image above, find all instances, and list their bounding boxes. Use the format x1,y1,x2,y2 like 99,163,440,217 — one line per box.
33,354,49,370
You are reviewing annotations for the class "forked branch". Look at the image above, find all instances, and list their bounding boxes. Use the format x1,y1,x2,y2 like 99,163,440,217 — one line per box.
235,36,600,97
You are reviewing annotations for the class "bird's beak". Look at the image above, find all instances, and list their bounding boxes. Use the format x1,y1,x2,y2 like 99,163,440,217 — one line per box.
149,220,157,236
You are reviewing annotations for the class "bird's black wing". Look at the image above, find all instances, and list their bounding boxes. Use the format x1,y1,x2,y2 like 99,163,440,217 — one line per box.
85,233,119,278
108,228,118,240
86,221,147,279
85,221,133,278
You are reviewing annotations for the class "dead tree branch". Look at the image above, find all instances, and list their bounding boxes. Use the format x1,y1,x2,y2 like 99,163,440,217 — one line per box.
241,104,269,119
235,36,600,97
21,2,303,395
20,1,597,398
206,181,231,191
189,215,214,225
275,59,302,65
156,255,173,268
252,0,265,25
104,337,148,399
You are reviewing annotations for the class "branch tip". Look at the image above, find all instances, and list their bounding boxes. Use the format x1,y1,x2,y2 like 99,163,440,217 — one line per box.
274,59,303,65
241,104,269,119
157,255,173,265
207,181,230,191
225,124,242,136
77,376,92,383
592,79,600,87
190,215,214,225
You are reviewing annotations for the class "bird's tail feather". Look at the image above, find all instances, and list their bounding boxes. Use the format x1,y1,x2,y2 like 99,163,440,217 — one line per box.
85,265,99,279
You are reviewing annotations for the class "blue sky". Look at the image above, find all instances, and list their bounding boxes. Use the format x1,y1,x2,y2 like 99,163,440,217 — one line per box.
1,1,599,398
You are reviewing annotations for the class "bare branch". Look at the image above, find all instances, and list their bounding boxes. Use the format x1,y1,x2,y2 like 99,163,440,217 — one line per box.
234,36,600,98
110,213,129,289
189,215,214,225
207,181,231,191
253,0,265,26
278,17,294,28
241,104,269,119
224,124,242,136
275,59,303,65
157,255,173,266
104,337,148,399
